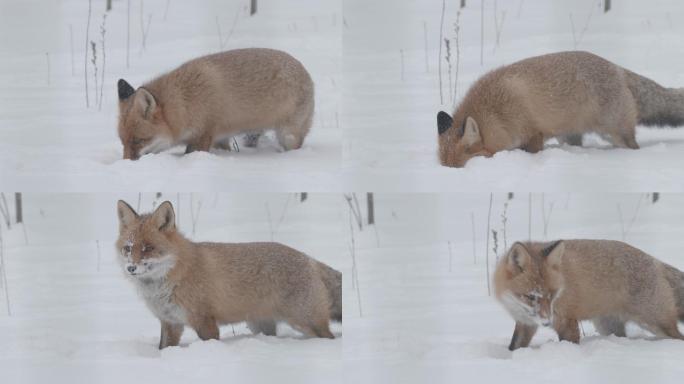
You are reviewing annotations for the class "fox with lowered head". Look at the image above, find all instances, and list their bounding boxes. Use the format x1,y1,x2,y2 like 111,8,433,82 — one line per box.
437,51,684,167
117,48,314,160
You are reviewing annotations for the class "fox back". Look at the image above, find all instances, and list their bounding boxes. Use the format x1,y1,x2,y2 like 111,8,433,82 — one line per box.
117,48,314,159
437,51,684,167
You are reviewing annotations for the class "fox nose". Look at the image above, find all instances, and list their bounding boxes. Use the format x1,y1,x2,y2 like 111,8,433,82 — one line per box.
127,265,137,274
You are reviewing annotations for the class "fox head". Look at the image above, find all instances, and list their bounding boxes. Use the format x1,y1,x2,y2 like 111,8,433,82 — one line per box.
117,79,174,160
116,200,178,280
493,241,565,327
436,111,491,168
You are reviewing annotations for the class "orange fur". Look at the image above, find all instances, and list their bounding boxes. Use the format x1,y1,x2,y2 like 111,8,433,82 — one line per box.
117,48,314,160
116,200,341,349
436,51,684,167
494,240,684,350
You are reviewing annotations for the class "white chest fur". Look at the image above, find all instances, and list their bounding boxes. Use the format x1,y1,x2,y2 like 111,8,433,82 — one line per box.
134,278,187,325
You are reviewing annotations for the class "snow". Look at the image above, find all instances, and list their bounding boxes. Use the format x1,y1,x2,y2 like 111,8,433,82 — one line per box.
345,193,684,383
0,194,344,383
343,0,684,191
0,0,341,191
4,0,684,382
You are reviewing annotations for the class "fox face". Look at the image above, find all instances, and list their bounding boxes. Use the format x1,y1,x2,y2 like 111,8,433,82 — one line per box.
117,79,174,160
116,200,178,280
494,241,565,327
436,111,490,167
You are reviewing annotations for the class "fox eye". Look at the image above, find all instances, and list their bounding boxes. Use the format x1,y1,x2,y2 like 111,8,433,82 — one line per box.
122,245,131,253
142,244,154,253
524,294,538,302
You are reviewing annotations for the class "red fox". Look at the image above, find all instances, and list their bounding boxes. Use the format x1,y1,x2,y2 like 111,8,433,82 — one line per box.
494,239,684,351
437,51,684,167
116,200,341,349
117,48,314,160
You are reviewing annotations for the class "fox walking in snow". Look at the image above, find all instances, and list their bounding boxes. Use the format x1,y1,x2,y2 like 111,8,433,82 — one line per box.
117,48,314,160
494,239,684,351
436,51,684,167
116,200,341,349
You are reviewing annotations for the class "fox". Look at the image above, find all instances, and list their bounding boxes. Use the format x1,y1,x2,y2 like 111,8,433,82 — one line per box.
117,48,314,160
436,51,684,167
115,200,341,349
493,239,684,351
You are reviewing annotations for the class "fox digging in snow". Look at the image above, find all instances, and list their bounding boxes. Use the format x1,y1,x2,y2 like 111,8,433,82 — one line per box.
436,51,684,167
117,48,314,160
116,200,341,349
494,239,684,351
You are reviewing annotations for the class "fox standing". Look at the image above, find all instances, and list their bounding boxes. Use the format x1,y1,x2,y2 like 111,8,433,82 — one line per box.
436,51,684,167
494,239,684,350
116,200,341,349
117,48,314,160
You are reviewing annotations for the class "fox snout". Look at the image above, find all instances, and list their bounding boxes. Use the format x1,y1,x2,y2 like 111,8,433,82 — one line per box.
123,260,154,277
124,261,145,276
122,255,175,279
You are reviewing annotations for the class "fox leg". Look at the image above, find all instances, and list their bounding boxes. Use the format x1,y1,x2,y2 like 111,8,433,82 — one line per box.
192,316,220,341
623,135,640,149
287,308,335,339
608,132,640,149
247,320,277,336
276,104,313,151
306,320,335,339
508,321,538,351
558,134,583,146
243,132,261,148
276,126,306,151
522,133,544,153
185,132,214,154
553,317,580,344
309,305,335,339
593,316,626,337
288,318,334,339
654,319,684,340
311,320,335,339
159,322,184,349
213,137,235,151
607,115,639,149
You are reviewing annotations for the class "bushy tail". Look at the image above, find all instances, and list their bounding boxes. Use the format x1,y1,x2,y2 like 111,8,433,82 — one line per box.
316,261,342,322
664,264,684,322
625,70,684,127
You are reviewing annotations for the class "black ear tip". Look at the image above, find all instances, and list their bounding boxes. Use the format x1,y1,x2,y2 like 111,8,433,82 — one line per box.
118,79,135,100
542,240,563,257
437,111,453,135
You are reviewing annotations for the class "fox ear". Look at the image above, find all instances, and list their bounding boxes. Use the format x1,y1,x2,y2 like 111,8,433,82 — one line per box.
437,111,453,135
117,200,139,230
151,201,175,232
507,242,531,273
118,79,135,101
542,240,565,271
462,116,482,146
135,88,157,119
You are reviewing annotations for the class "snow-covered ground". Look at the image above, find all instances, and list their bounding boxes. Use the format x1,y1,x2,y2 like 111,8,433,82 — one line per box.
343,0,684,191
0,194,346,383
345,193,684,383
0,0,341,191
4,193,684,383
